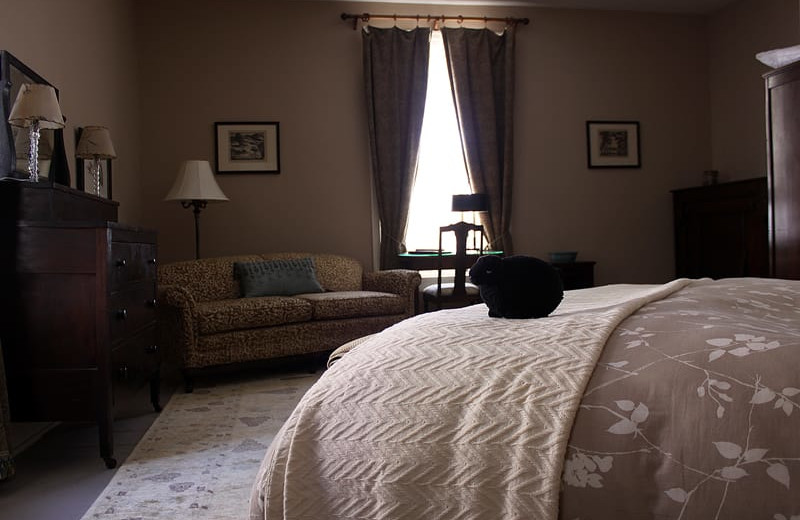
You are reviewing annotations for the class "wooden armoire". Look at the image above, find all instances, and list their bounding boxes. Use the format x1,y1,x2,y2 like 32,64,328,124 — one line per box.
765,61,800,279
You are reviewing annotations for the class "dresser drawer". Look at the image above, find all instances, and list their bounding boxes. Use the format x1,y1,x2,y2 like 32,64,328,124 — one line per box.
111,326,159,400
110,242,157,290
110,283,157,341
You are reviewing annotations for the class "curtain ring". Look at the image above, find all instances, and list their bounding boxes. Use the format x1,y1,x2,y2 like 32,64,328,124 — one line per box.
457,15,464,25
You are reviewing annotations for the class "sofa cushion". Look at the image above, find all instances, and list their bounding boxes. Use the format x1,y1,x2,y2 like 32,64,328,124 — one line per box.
260,253,363,292
196,296,313,335
234,257,324,297
296,291,405,320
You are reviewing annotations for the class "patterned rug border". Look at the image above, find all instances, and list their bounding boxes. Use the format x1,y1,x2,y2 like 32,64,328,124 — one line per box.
80,371,321,520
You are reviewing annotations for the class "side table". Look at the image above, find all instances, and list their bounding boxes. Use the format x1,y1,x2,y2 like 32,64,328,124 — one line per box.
552,261,595,290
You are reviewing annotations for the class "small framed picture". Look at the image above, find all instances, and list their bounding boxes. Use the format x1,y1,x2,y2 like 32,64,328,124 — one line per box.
215,122,280,174
586,121,641,169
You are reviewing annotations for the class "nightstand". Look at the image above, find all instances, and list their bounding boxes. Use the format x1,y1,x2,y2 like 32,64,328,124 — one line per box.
551,261,595,290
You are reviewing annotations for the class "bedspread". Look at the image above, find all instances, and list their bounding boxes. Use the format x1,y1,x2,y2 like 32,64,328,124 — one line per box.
561,278,800,519
250,279,693,520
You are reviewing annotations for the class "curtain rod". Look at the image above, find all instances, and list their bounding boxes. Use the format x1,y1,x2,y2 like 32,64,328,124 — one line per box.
340,12,530,31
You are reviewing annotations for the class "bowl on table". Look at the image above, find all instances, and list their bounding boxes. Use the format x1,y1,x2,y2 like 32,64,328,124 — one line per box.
548,251,578,263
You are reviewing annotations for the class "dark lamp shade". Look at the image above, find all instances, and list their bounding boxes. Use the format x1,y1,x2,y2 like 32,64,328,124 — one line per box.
452,193,488,212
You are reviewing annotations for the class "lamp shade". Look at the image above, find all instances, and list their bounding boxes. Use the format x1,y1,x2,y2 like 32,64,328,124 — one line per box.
165,160,229,202
452,193,488,212
76,126,117,159
8,83,65,129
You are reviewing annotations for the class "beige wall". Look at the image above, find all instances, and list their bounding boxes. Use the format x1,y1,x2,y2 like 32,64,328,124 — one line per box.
708,0,799,181
4,0,798,285
0,0,142,223
137,0,713,283
512,8,709,283
136,0,375,269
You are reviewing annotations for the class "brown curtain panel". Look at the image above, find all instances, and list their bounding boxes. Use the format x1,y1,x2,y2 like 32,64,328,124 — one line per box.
442,27,516,254
363,26,430,269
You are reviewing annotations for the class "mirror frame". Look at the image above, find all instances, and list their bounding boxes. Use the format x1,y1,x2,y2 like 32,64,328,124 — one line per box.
0,50,69,185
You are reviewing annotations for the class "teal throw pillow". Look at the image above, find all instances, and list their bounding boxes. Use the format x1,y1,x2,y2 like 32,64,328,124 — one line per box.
234,257,324,297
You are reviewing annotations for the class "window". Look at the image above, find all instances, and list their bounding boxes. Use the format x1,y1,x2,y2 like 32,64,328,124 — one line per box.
404,30,472,254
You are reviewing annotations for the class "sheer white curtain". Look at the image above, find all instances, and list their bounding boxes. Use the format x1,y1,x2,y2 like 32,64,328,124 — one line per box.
404,30,471,254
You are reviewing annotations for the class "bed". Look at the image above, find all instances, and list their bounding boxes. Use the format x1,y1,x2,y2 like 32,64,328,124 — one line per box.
249,278,800,519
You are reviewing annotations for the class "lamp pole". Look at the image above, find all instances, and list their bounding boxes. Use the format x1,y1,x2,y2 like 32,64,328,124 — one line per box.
181,200,208,260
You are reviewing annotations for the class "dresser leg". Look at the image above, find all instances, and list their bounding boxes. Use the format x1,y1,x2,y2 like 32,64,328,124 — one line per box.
150,370,162,412
98,414,115,470
182,370,195,393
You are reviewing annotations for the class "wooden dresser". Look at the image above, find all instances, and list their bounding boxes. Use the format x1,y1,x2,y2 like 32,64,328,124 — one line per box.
765,62,800,279
671,178,768,279
0,180,160,468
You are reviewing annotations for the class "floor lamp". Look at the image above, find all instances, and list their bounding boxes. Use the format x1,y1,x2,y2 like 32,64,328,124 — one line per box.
164,160,229,259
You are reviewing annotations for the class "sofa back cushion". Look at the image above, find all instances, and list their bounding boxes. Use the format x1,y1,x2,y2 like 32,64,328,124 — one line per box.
260,253,363,292
159,253,363,303
159,255,262,302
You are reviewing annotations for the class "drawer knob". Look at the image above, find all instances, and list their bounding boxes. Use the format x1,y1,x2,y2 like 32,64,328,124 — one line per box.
116,259,127,268
118,365,129,380
146,298,157,308
147,258,157,265
116,309,128,320
145,344,159,354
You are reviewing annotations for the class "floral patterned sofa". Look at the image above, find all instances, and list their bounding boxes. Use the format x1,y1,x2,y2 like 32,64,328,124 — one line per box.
157,253,421,391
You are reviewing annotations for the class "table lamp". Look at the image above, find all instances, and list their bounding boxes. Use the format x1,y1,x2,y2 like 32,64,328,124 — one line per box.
164,160,229,259
76,126,117,196
452,193,488,251
7,83,64,182
452,193,488,217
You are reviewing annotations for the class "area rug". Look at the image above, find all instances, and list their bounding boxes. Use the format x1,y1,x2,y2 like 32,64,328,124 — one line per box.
80,371,321,520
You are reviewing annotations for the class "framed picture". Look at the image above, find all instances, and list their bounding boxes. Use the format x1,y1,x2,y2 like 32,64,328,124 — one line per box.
586,121,641,168
215,122,280,174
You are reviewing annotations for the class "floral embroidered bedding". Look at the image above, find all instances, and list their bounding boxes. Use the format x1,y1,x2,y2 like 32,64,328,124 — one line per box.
249,278,800,520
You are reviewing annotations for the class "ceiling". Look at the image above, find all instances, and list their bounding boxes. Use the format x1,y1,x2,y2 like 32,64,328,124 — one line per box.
327,0,736,15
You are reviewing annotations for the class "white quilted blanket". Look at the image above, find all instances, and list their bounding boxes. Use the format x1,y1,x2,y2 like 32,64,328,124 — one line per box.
250,280,692,520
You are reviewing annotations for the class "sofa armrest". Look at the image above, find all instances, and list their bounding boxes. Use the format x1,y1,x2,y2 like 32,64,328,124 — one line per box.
157,284,199,366
363,269,421,316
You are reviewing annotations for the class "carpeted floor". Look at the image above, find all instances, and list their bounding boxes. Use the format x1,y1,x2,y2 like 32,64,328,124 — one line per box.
80,371,321,520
